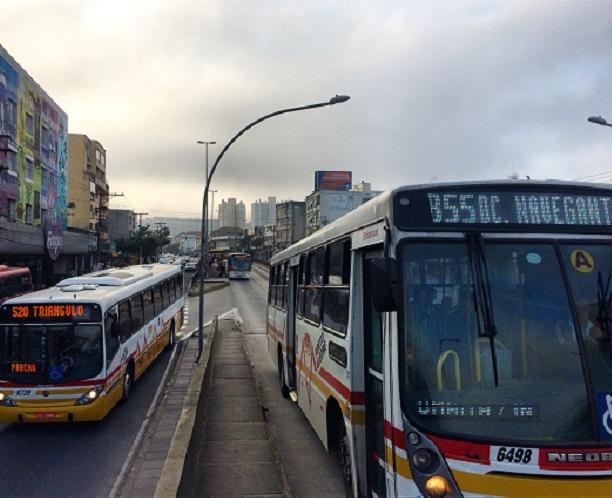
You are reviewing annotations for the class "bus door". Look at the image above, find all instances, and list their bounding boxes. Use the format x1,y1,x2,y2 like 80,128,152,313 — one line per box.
286,264,298,390
364,254,387,497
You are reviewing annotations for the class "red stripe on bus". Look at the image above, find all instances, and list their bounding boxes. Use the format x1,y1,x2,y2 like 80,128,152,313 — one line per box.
382,423,490,465
429,435,491,465
383,420,407,449
318,367,365,406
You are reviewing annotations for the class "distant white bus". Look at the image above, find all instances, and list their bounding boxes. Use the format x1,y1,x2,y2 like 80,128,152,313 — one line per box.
228,252,252,280
0,264,184,423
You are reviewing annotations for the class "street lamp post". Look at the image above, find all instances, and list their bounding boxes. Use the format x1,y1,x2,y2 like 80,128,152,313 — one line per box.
196,95,350,361
197,141,216,278
588,116,612,128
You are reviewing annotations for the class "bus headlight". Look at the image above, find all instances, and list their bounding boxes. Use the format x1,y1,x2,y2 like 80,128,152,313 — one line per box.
425,475,449,498
0,392,17,407
75,386,104,406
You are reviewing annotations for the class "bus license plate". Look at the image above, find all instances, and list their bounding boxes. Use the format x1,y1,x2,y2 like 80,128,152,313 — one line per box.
35,412,56,420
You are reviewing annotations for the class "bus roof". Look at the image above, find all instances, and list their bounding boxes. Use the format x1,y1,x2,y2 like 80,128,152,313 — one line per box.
3,264,181,311
271,179,611,264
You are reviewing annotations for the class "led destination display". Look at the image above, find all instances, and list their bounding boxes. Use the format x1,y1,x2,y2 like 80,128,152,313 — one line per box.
394,187,612,233
0,303,101,322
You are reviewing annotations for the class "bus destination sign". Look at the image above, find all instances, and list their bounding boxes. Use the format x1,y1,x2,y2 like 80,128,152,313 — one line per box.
395,188,612,232
0,303,101,323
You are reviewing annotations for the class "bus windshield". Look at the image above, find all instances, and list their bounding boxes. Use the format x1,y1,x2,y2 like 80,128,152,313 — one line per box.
0,324,103,383
229,254,252,272
400,239,612,444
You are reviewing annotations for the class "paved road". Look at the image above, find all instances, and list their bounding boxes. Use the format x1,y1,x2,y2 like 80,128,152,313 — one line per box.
0,350,171,498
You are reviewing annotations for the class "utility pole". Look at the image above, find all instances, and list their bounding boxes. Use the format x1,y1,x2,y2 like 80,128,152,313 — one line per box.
97,192,124,268
154,221,167,262
134,212,149,264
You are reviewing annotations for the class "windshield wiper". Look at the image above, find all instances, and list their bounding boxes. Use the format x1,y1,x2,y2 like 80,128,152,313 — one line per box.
467,235,500,387
596,270,612,349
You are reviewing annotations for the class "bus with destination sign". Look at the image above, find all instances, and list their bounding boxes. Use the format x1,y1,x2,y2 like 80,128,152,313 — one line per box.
0,264,184,422
267,180,612,497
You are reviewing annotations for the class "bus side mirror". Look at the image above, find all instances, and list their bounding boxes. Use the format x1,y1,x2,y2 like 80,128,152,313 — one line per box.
370,257,398,312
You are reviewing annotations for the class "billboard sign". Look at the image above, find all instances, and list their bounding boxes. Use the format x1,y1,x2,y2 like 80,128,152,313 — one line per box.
315,171,352,191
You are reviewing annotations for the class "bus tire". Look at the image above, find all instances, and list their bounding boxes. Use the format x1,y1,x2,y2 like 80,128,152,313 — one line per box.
328,400,353,497
338,432,353,497
121,363,134,403
167,322,176,350
278,349,290,399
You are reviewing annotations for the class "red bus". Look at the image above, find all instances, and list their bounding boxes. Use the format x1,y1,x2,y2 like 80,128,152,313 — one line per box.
0,266,33,304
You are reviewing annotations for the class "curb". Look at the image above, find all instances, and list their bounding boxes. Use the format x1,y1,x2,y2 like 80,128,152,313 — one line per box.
154,316,219,498
109,341,183,498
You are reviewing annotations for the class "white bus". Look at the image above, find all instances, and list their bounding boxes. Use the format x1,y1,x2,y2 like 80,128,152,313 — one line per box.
228,252,252,280
0,264,184,423
268,180,612,498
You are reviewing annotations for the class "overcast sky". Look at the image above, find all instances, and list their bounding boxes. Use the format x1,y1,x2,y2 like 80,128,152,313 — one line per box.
1,0,611,219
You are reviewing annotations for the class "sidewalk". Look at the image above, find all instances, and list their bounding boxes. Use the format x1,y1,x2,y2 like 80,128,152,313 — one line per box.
178,319,285,497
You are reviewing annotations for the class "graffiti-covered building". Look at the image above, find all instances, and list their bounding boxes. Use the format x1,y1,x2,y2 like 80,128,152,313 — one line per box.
0,44,89,286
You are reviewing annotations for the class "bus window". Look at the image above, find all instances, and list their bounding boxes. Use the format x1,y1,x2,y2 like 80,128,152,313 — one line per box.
296,255,305,318
143,289,154,324
268,266,275,305
162,280,170,308
105,312,120,367
175,275,183,298
327,240,350,285
153,285,162,315
323,289,349,335
323,241,351,335
277,264,285,309
118,301,132,342
130,295,144,332
309,247,325,285
282,262,290,310
304,288,321,324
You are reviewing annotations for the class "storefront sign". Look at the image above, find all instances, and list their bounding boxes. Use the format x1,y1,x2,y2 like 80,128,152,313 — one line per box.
43,222,63,260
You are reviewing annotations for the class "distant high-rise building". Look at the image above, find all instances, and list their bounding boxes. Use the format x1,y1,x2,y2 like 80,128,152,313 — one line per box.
250,196,276,227
274,201,305,252
305,181,381,236
218,198,246,228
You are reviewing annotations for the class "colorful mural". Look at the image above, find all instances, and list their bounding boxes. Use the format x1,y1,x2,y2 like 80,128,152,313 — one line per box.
0,45,68,230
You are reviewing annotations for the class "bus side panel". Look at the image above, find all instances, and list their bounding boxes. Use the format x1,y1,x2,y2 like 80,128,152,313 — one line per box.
295,318,329,447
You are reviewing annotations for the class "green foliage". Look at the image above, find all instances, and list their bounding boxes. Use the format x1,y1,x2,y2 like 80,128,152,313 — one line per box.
116,225,170,258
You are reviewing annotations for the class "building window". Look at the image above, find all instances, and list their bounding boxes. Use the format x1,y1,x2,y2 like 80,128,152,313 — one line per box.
7,100,17,125
6,151,16,173
25,158,33,180
8,199,16,222
25,113,34,136
41,208,47,224
25,204,33,225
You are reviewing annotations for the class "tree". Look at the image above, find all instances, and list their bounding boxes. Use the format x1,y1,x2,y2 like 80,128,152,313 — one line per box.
116,225,170,261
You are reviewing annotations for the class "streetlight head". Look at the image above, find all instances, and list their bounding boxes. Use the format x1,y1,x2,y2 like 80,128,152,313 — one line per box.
329,95,350,105
588,116,608,126
197,140,216,144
